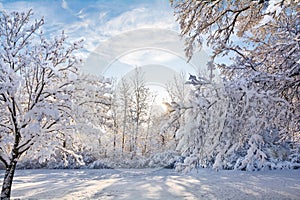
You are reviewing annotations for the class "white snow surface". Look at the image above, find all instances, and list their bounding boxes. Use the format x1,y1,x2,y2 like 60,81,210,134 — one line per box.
1,168,300,200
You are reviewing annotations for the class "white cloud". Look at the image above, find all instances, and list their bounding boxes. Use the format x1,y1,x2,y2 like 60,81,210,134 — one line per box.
61,0,69,10
100,7,178,36
119,50,179,67
58,2,179,61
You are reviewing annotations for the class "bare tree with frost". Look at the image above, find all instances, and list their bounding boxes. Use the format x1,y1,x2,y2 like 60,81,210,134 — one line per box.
117,78,132,155
0,10,82,199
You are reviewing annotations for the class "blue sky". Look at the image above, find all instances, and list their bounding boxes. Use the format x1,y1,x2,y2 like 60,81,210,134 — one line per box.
0,0,178,55
0,0,212,103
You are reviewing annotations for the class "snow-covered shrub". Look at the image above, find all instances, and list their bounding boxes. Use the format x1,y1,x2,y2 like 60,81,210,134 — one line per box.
88,160,111,169
148,151,180,168
17,159,47,169
175,156,199,173
85,151,182,169
264,142,300,170
19,149,85,169
234,134,267,171
89,156,148,169
289,145,300,168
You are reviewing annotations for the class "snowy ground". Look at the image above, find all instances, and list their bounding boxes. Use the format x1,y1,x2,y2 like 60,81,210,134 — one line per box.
1,168,300,200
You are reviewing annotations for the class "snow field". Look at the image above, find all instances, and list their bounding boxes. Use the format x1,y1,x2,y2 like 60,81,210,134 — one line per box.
0,168,299,200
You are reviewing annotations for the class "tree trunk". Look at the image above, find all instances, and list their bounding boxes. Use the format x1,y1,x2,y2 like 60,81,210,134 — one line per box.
122,101,127,154
1,159,18,200
121,132,125,154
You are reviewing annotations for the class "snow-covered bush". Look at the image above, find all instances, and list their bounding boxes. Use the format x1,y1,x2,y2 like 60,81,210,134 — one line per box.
101,156,149,169
88,160,111,169
148,151,180,168
18,136,87,169
234,134,267,171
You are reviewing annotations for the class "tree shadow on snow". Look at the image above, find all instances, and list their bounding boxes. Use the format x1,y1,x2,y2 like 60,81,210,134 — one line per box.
0,168,299,199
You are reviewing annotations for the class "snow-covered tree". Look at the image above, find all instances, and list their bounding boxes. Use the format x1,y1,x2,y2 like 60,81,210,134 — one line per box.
88,67,176,167
171,0,299,113
171,0,299,120
129,68,151,156
171,0,298,59
107,68,153,159
117,78,132,155
0,10,82,199
170,0,299,171
166,72,191,103
165,74,228,172
161,73,193,152
72,74,112,163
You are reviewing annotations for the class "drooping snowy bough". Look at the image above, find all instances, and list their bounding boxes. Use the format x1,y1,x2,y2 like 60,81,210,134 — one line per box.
169,0,300,171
